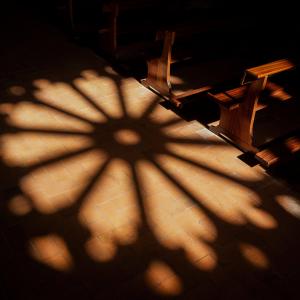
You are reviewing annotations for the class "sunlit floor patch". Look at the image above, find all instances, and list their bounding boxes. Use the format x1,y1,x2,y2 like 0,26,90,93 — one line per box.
8,194,32,216
114,129,141,146
1,65,287,296
8,85,26,96
146,260,183,296
85,236,116,262
276,194,300,219
240,243,269,269
28,234,74,272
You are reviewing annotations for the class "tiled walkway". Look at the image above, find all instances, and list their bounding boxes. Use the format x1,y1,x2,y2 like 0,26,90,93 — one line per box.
1,5,300,300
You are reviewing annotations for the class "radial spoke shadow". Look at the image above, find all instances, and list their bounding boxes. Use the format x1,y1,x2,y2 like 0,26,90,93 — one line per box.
71,82,112,120
1,45,300,300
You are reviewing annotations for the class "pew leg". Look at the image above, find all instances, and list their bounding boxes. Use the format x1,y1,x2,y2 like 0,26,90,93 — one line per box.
214,105,258,152
142,58,170,95
212,77,268,152
142,31,177,104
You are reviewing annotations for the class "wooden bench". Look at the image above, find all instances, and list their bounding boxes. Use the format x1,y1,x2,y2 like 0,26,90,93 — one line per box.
140,11,260,108
255,134,300,167
208,59,300,166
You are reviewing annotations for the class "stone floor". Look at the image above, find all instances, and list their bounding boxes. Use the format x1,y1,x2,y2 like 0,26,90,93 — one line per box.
1,4,300,300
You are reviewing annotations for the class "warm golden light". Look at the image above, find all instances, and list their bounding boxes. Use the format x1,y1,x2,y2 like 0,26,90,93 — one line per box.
3,65,289,298
240,243,269,269
0,103,14,115
146,261,183,296
114,129,141,145
85,236,116,262
103,66,118,76
193,254,217,271
28,235,73,272
80,69,100,79
244,207,277,229
8,85,26,96
276,195,300,219
8,195,32,216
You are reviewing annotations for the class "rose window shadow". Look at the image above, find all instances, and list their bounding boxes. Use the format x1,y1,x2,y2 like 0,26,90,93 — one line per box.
1,67,300,299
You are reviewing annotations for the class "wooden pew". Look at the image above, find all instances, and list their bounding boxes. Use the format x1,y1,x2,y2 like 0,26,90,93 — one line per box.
255,134,300,167
208,59,300,166
141,11,258,107
141,31,213,107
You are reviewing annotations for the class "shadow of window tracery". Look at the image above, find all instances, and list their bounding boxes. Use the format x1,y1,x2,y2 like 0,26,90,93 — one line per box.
1,64,300,299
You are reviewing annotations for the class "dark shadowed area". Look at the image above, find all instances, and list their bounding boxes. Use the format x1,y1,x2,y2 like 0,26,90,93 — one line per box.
1,2,300,300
